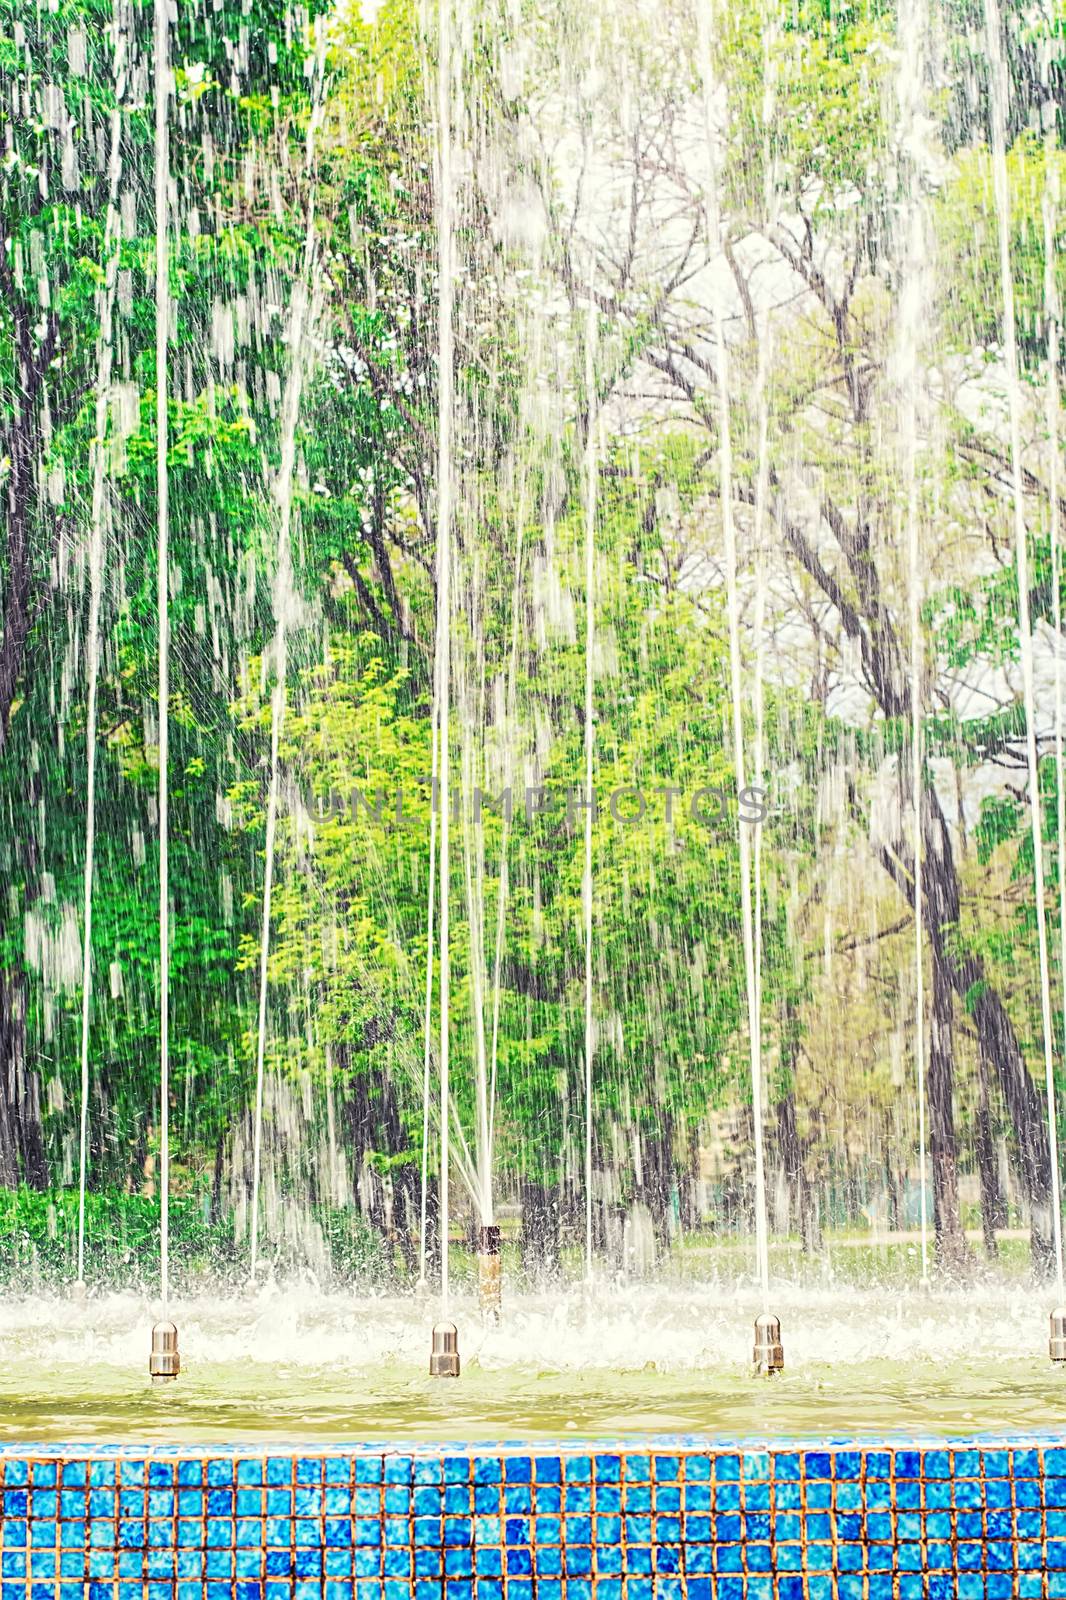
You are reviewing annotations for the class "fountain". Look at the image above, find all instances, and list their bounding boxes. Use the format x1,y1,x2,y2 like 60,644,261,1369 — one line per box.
0,0,1065,1589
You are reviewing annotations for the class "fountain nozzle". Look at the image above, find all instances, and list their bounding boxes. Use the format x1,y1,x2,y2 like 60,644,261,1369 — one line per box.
478,1225,502,1326
430,1320,460,1378
1050,1307,1066,1364
753,1312,784,1376
149,1320,180,1384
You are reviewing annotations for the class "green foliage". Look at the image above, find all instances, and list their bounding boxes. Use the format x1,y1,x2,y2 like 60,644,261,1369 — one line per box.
976,796,1020,867
0,1186,233,1290
936,136,1066,365
0,1185,389,1288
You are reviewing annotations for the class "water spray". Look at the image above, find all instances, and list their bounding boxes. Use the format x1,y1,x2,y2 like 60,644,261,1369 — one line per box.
416,677,440,1299
694,0,782,1377
984,0,1065,1351
482,484,529,1322
1041,13,1066,1367
429,0,457,1378
149,0,177,1382
582,267,599,1290
895,0,932,1295
75,18,127,1306
248,58,325,1289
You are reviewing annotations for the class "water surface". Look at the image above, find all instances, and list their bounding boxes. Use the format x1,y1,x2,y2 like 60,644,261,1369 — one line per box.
3,1281,1063,1443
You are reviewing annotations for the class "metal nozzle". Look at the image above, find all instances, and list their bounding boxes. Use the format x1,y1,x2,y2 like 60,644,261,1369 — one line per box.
430,1320,460,1379
1050,1307,1066,1364
753,1311,784,1376
478,1225,502,1327
149,1320,180,1383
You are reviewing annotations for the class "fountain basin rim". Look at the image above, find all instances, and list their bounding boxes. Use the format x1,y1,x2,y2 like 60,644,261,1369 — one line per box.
0,1432,1064,1459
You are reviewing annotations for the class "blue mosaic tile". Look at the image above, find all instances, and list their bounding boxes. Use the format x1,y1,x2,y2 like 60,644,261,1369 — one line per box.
4,1434,1066,1596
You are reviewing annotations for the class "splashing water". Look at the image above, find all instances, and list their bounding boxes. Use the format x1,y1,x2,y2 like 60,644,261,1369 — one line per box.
0,1279,1061,1441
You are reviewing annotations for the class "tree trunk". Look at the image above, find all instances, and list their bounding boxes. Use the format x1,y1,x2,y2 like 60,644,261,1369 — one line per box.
923,791,1052,1271
0,971,22,1188
18,1063,46,1190
975,1052,1005,1258
341,1054,415,1271
769,489,1054,1272
390,1152,419,1278
884,1144,901,1234
420,1175,440,1285
877,776,1054,1272
775,1089,821,1254
0,304,54,748
520,1177,560,1280
639,1115,675,1249
928,949,970,1273
210,1129,226,1225
679,1121,701,1233
0,965,47,1191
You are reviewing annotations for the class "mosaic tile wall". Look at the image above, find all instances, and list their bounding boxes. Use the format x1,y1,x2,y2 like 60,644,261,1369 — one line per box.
0,1439,1064,1600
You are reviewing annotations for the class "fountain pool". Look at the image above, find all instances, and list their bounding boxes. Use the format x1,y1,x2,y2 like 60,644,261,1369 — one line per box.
0,1283,1064,1597
3,0,1066,1590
